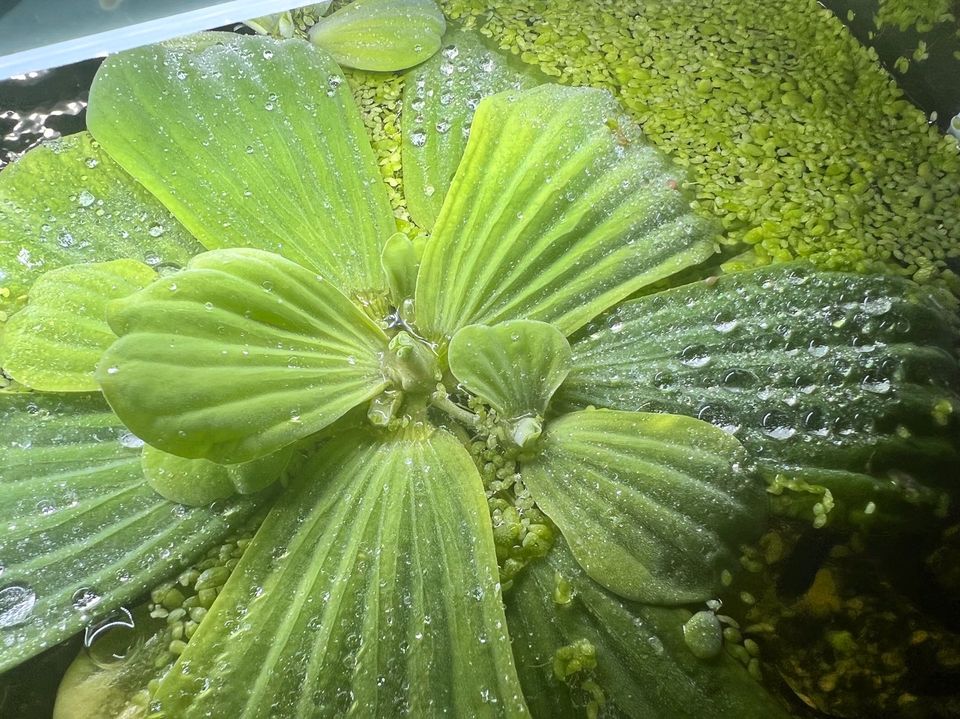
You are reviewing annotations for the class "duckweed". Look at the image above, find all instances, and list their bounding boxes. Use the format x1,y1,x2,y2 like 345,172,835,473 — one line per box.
439,0,960,291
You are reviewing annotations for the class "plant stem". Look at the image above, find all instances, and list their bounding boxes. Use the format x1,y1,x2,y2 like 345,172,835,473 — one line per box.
431,394,479,427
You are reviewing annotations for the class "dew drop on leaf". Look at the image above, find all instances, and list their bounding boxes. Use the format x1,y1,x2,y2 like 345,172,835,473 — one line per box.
0,585,37,628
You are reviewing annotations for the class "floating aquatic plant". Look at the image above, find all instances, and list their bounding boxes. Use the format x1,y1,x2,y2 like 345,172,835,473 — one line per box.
1,13,959,719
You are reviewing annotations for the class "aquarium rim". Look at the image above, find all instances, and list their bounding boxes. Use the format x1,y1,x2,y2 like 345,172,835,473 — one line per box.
0,0,317,80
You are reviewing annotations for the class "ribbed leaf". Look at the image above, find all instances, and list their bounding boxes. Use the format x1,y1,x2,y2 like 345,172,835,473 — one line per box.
0,392,257,673
415,83,718,340
87,33,396,299
97,249,390,464
1,260,155,392
0,132,200,321
506,539,791,719
448,320,571,419
401,26,543,229
523,409,765,604
152,427,528,718
309,0,445,72
556,266,960,506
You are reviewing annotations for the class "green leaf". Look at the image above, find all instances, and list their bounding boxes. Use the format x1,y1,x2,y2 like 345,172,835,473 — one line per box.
401,26,543,230
380,231,419,303
555,266,960,510
523,409,765,604
86,33,396,300
415,83,718,340
143,444,294,506
0,260,155,392
448,320,571,419
506,539,792,719
308,0,446,72
152,427,528,718
0,131,201,322
97,248,390,464
0,392,257,673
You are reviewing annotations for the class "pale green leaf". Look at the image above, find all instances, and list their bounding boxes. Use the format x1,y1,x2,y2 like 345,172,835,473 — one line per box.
556,266,960,514
152,427,528,718
415,83,718,340
1,260,155,392
506,539,792,718
87,33,396,299
0,132,201,321
0,392,258,673
402,26,543,229
448,320,571,419
143,444,294,506
97,249,390,464
380,231,419,303
308,0,445,71
523,409,766,604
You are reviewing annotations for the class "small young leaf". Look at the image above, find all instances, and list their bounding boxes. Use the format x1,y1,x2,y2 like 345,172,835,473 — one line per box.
380,231,419,303
143,444,294,506
308,0,445,71
1,260,155,392
0,392,258,674
97,249,390,464
416,83,718,340
556,266,960,513
0,132,200,321
87,34,396,299
523,409,766,604
448,319,572,419
402,26,544,229
506,539,792,718
151,427,528,718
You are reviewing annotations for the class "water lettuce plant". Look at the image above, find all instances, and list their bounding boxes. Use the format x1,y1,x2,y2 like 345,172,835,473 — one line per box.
1,15,959,719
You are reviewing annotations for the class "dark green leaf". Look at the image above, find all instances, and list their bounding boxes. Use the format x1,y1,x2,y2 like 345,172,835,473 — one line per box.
87,34,396,299
0,392,257,673
152,426,528,718
523,409,766,604
401,26,543,229
1,260,155,392
448,320,571,419
556,266,960,518
415,84,718,340
97,249,390,464
0,132,201,322
506,539,792,718
309,0,446,71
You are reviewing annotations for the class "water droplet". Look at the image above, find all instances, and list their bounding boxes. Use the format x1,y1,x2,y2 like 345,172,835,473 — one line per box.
36,499,56,516
441,44,459,60
72,587,102,612
262,49,274,60
409,130,427,148
761,411,797,440
245,145,255,155
0,585,36,628
84,157,99,168
148,224,165,237
679,344,711,368
712,312,738,333
439,62,455,76
861,376,891,394
261,280,274,292
435,120,451,134
861,296,892,316
807,340,829,358
77,190,95,207
424,185,436,198
57,231,76,248
118,431,145,449
326,74,343,96
722,368,758,390
176,70,188,80
479,56,495,73
106,366,119,375
440,92,454,106
203,302,214,312
84,606,136,668
609,320,624,333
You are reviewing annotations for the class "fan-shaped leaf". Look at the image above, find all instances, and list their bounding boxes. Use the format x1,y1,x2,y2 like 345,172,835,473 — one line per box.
0,392,258,674
97,249,390,464
1,260,155,392
401,26,543,229
309,0,445,71
0,132,200,322
506,539,792,718
556,266,960,514
448,320,571,419
415,83,718,340
152,426,528,718
523,409,766,604
87,34,396,299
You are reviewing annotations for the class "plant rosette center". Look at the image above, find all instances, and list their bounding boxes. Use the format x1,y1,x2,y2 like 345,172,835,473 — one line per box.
0,7,958,719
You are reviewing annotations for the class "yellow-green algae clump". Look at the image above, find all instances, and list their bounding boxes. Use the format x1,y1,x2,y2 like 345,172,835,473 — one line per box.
348,0,960,293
